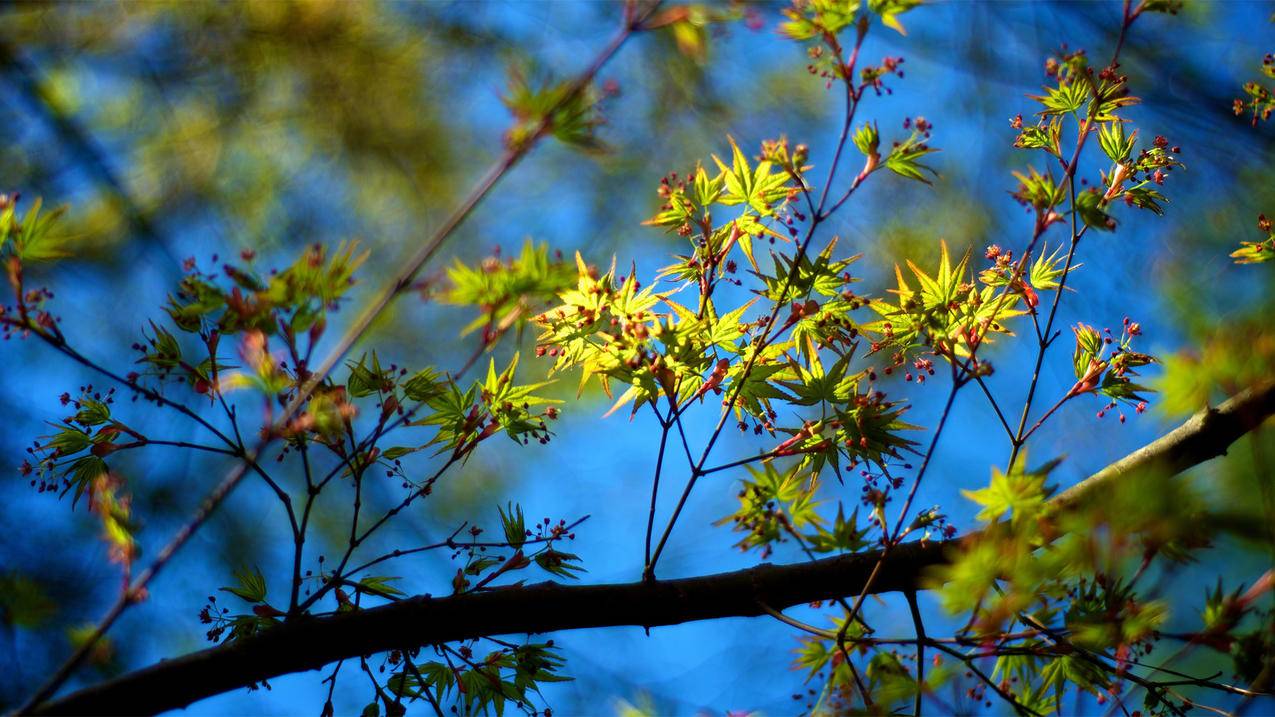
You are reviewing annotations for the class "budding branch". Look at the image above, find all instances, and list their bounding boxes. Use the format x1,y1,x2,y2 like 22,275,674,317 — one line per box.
30,381,1274,716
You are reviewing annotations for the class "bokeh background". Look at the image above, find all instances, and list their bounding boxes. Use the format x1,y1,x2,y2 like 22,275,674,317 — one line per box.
1,1,1272,714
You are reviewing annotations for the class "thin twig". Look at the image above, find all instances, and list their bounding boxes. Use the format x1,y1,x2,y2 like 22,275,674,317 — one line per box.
973,375,1016,442
645,23,870,579
906,591,927,717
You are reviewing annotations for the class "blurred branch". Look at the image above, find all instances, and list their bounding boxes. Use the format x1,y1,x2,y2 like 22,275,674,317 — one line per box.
0,40,180,266
1050,380,1275,511
29,381,1275,716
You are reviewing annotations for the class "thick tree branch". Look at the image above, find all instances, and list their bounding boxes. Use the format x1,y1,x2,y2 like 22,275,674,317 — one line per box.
1050,382,1275,511
30,381,1275,716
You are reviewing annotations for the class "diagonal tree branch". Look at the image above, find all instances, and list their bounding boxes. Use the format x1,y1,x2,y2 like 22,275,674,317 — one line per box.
29,381,1275,716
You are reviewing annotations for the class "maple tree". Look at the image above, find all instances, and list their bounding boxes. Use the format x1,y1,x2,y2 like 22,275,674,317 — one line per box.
2,1,1274,715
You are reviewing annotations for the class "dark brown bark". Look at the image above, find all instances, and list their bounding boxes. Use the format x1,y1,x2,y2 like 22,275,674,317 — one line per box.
30,381,1275,716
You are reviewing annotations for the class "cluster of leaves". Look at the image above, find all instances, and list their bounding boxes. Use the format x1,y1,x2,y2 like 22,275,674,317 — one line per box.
25,388,123,504
644,135,801,269
879,117,940,185
1030,48,1137,125
538,126,936,491
534,251,712,418
769,341,921,480
502,63,612,153
450,504,584,595
792,614,964,715
199,567,283,644
783,0,927,41
1233,51,1275,126
443,240,576,341
371,640,570,717
1007,163,1067,230
1095,125,1183,218
0,193,70,342
1011,48,1184,236
928,455,1269,714
1069,317,1156,415
168,243,366,340
0,193,70,263
865,241,1025,364
714,463,869,558
752,237,855,327
979,241,1073,310
781,0,864,46
1014,48,1126,163
1230,212,1275,264
641,4,753,64
390,352,562,459
960,453,1061,527
152,242,368,395
144,240,564,455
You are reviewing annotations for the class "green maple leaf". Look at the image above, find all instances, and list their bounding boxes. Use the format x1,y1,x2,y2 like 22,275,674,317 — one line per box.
961,453,1060,525
712,136,792,217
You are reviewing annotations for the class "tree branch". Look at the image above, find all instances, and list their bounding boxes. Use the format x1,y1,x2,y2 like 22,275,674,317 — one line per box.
14,5,664,712
29,381,1275,716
